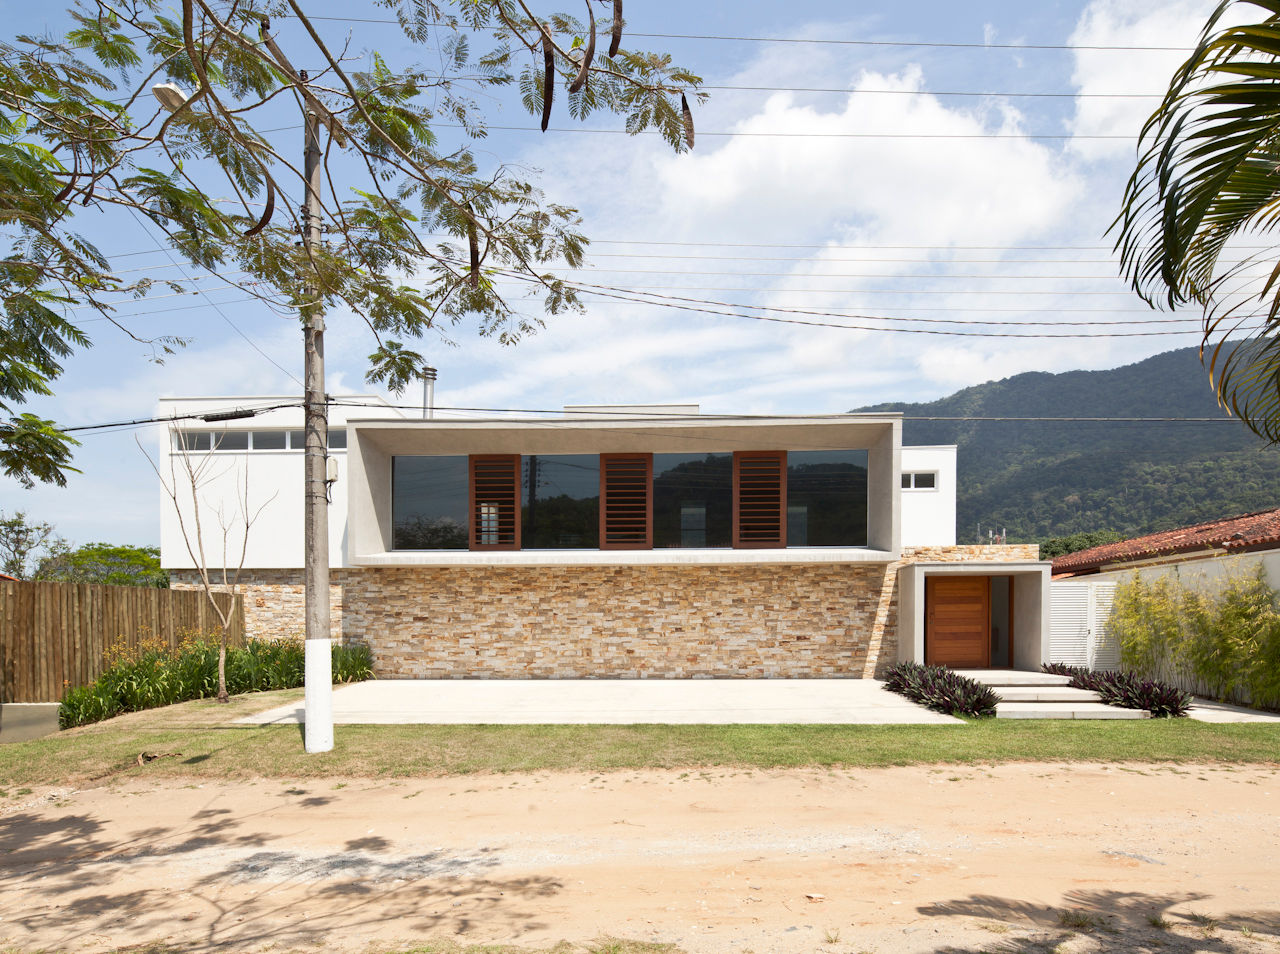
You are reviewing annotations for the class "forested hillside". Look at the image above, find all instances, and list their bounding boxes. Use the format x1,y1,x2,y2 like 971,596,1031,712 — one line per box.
859,348,1280,542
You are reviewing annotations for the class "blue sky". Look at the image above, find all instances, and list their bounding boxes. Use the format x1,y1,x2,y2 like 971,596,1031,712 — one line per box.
2,0,1225,546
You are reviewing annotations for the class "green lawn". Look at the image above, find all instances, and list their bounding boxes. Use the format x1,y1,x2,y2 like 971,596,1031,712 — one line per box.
1,689,1278,791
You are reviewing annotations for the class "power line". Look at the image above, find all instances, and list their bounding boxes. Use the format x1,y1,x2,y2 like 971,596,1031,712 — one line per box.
304,17,1192,52
703,84,1164,99
488,269,1232,338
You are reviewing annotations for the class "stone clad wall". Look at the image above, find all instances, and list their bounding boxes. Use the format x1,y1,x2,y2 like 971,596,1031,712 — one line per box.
169,544,1038,677
343,564,898,679
168,569,348,641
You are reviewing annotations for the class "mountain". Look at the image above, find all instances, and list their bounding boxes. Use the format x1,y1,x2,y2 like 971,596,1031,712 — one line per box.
857,347,1280,543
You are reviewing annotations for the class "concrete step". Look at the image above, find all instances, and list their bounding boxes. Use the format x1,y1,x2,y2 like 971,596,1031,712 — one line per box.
951,669,1071,687
996,686,1103,703
996,701,1150,720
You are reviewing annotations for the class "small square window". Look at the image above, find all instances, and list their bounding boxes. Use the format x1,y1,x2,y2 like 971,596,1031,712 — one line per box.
328,429,347,450
212,431,248,451
174,430,211,452
900,473,911,489
251,430,286,450
288,430,306,449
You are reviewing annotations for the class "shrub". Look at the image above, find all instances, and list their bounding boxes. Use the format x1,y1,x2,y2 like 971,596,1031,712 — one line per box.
1041,664,1192,718
1110,562,1280,710
59,636,375,729
882,661,999,718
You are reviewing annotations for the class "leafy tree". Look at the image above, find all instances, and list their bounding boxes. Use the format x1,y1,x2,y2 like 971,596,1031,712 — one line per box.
1114,0,1280,440
1038,530,1124,562
2,0,704,485
0,510,67,578
34,541,168,586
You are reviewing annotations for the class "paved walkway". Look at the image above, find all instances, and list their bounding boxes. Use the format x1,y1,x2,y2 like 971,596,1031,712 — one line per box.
1187,697,1280,723
238,678,963,725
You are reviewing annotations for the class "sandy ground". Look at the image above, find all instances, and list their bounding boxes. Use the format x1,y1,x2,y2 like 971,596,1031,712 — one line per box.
2,763,1278,954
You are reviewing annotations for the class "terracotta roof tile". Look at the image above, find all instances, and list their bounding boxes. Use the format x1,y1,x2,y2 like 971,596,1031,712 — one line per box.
1052,507,1280,575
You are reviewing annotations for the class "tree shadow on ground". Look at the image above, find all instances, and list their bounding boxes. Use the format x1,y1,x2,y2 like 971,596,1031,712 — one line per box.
918,889,1280,954
0,797,562,953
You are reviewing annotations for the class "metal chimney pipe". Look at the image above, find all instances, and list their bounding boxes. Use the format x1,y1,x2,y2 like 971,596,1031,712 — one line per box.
422,366,438,419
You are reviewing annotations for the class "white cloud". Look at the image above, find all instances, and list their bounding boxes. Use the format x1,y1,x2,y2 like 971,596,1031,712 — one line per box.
1067,0,1219,160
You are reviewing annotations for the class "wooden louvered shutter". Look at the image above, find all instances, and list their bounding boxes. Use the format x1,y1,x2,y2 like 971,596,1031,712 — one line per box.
469,455,521,550
599,453,653,549
733,451,786,548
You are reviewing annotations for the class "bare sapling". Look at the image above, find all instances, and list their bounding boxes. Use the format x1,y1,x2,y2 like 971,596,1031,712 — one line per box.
144,430,275,702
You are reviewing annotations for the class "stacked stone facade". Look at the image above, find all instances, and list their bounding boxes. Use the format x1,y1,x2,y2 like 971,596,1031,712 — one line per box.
170,544,1037,678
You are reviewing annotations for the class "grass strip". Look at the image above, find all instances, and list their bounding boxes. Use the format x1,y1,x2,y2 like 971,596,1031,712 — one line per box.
1,691,1277,789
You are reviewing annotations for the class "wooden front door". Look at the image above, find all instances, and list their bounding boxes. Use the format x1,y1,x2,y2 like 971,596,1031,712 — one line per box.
925,577,991,668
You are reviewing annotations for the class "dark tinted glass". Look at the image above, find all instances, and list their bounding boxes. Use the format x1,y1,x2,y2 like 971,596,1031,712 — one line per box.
392,456,469,549
252,430,286,450
175,430,211,451
289,430,306,449
786,450,868,546
522,455,599,548
914,471,936,489
653,453,732,548
213,431,248,451
328,429,347,449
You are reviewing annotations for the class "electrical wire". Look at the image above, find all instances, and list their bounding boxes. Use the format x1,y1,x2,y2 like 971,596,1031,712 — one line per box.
303,17,1192,52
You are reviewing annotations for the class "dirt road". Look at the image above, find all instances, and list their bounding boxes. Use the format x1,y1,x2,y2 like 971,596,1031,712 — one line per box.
2,763,1277,953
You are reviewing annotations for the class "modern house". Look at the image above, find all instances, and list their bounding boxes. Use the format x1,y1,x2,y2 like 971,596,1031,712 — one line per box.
158,396,1050,678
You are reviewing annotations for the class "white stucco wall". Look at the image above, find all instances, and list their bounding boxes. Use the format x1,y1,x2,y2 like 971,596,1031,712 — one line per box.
157,396,406,570
900,445,957,547
1078,549,1280,590
158,398,949,569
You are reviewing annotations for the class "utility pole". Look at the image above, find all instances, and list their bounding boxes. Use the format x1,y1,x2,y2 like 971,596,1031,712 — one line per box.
300,69,333,754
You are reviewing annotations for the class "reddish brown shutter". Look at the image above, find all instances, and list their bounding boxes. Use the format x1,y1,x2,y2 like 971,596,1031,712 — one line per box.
599,453,653,549
469,454,521,550
733,451,786,548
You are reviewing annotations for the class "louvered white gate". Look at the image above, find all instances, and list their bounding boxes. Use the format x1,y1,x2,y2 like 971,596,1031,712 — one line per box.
1050,580,1120,670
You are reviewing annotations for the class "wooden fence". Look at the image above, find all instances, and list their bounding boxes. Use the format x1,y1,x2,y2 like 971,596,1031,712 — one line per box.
0,581,244,703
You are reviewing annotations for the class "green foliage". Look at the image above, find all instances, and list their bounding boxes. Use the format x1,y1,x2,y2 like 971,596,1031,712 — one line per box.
34,542,168,587
1109,564,1280,710
1113,0,1280,440
58,636,375,728
1039,530,1124,561
1,1,704,486
0,510,66,578
858,347,1280,542
883,661,999,718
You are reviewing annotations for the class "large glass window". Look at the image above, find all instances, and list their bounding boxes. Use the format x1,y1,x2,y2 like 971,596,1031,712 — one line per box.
392,456,469,549
653,453,732,548
517,455,596,548
522,455,600,548
786,450,868,546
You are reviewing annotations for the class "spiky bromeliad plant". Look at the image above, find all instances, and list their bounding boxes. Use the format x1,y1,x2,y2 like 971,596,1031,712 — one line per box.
1042,663,1192,718
883,661,1000,718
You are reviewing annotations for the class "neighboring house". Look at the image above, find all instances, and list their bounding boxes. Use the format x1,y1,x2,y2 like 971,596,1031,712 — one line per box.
1049,508,1280,671
158,397,1050,679
1052,507,1280,582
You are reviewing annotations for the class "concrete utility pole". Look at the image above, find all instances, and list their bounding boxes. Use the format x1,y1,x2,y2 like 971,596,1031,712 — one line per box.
300,70,334,754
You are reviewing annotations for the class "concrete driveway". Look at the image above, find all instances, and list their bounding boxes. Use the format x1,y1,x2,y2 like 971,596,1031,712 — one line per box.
238,678,963,725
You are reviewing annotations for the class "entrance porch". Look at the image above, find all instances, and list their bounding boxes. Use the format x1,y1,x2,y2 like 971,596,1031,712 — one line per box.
896,561,1051,670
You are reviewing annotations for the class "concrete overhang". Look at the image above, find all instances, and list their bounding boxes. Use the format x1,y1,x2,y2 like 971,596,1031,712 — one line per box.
346,414,903,561
348,414,901,456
